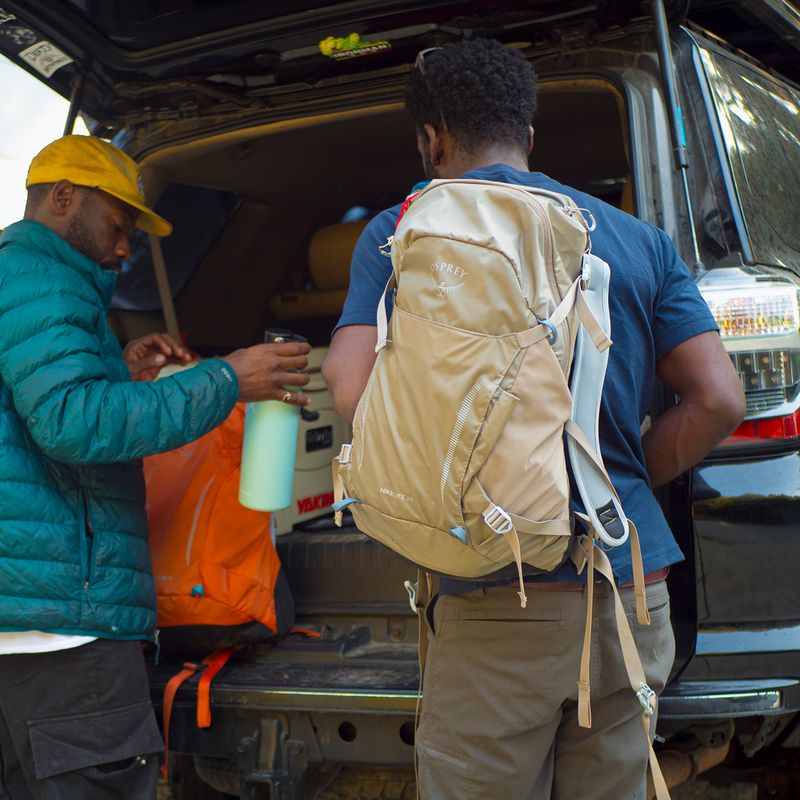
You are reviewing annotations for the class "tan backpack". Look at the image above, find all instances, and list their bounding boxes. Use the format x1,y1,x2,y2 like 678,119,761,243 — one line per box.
333,179,621,592
332,178,669,798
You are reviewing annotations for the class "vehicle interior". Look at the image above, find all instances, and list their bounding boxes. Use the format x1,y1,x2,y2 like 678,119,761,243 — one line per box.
109,78,632,355
108,77,633,536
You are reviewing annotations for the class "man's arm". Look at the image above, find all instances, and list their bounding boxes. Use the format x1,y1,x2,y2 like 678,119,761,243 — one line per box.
322,325,377,424
0,259,310,464
643,330,745,487
321,208,397,423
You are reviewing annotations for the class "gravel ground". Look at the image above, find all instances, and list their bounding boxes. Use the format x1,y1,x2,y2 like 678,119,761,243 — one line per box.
158,777,760,799
157,783,173,800
671,782,758,800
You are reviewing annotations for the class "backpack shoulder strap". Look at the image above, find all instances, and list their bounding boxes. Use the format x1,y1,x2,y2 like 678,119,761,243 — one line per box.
375,273,397,353
566,253,629,548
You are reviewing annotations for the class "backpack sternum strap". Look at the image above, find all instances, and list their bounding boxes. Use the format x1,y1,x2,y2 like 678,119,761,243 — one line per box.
545,270,612,353
515,323,554,349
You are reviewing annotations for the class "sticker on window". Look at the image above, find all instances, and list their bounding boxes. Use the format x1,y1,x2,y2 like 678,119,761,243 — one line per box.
0,25,36,47
0,8,16,25
319,32,391,60
19,41,72,77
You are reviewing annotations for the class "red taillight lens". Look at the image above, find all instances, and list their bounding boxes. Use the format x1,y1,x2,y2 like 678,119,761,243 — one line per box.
721,408,800,446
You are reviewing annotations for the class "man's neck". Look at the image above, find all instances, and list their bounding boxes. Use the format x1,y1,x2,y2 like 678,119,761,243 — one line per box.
444,146,530,178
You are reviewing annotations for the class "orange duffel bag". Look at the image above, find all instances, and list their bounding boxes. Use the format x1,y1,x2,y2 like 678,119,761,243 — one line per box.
144,403,295,653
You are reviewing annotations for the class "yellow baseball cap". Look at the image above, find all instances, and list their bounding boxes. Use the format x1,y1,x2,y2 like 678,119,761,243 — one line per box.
26,135,172,237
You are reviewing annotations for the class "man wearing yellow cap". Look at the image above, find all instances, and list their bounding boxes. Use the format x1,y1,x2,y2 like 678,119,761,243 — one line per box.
0,135,310,799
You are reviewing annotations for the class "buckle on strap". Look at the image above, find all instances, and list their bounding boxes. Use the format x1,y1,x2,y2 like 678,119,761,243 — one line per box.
569,534,591,575
483,505,514,535
538,318,558,345
337,443,353,464
404,580,418,614
637,682,657,716
580,253,591,290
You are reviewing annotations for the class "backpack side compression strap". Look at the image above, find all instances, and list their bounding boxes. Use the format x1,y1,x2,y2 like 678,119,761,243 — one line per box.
573,533,671,800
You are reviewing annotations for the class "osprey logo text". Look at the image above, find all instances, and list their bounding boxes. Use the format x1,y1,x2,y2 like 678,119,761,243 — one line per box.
430,261,467,297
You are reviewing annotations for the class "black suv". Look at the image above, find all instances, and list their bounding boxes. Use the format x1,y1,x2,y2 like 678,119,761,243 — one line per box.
2,1,799,798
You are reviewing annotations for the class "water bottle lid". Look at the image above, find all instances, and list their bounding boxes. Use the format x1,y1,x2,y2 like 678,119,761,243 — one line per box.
264,328,308,345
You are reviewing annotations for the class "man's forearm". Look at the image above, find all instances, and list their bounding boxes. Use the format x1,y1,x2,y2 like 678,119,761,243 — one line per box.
642,399,739,488
322,325,378,425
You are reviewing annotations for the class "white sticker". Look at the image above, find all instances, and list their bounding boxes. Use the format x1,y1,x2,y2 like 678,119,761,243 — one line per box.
0,9,16,25
19,40,72,77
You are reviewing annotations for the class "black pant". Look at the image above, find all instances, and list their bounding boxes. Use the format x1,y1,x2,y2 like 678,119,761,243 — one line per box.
0,639,163,799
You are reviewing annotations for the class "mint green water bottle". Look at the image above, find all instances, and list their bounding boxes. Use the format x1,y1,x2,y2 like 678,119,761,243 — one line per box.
239,329,306,511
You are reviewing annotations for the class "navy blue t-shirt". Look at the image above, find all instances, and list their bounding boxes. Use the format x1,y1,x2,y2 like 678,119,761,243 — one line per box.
334,164,717,588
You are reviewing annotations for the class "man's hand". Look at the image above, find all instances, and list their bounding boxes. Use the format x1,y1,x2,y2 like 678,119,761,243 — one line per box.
124,333,192,382
224,342,311,405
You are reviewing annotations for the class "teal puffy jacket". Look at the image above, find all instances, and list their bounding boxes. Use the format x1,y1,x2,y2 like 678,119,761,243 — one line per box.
0,221,238,640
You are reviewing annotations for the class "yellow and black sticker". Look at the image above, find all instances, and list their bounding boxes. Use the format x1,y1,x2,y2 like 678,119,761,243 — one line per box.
319,32,391,60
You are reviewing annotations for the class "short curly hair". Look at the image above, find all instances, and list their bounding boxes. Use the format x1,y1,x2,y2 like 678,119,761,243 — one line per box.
404,38,538,154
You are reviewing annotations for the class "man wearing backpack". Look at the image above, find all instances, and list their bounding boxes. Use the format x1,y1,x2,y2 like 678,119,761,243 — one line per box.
0,135,310,799
322,39,745,799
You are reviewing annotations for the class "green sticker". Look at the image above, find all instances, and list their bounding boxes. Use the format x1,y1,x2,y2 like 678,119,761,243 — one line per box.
319,32,391,60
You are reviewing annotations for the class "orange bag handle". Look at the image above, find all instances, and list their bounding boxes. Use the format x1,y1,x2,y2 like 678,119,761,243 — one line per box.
196,647,241,728
161,647,242,778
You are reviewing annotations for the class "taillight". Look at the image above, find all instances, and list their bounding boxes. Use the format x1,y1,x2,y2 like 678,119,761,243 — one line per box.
697,267,800,448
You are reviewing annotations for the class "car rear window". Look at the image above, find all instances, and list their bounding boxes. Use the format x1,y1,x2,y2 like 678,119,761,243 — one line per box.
111,183,239,312
698,45,800,268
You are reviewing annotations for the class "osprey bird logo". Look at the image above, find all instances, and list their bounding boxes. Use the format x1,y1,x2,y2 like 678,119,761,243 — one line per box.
430,260,467,297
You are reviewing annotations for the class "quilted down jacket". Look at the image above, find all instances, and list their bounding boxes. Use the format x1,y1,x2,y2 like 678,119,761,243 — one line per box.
0,220,238,640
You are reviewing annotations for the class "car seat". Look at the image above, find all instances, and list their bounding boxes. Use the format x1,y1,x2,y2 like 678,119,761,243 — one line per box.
269,220,367,337
268,220,366,532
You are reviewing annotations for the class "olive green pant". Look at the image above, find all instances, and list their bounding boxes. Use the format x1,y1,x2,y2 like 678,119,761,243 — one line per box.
416,580,674,800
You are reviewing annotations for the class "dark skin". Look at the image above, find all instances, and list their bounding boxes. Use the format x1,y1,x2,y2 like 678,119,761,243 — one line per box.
25,180,310,403
321,125,745,486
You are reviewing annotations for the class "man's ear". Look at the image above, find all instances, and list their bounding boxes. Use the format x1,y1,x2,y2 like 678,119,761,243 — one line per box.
427,123,457,169
49,180,77,217
421,122,439,164
527,126,535,156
